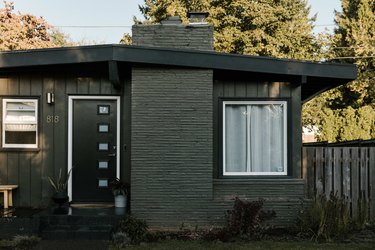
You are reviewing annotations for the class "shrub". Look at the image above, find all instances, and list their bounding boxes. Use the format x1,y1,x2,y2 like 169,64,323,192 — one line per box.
111,231,131,249
12,235,40,250
226,197,276,239
118,215,148,244
202,197,276,241
298,192,351,241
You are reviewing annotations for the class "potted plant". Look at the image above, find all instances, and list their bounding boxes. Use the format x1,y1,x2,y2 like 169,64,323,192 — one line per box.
48,168,72,207
109,178,129,208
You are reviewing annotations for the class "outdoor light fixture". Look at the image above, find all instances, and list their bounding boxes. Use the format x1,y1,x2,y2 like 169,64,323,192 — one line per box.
46,92,55,104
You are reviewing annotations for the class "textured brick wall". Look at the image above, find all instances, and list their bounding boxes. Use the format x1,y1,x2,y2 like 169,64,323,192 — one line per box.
132,24,214,51
131,68,214,227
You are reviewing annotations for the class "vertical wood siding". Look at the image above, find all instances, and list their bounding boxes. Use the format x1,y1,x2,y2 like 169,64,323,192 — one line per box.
0,73,122,207
303,147,375,222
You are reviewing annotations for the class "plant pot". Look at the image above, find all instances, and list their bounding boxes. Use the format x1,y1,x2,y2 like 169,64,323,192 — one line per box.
52,192,69,207
114,195,127,208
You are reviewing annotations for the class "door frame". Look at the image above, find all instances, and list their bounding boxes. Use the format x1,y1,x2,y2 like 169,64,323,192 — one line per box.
67,96,121,201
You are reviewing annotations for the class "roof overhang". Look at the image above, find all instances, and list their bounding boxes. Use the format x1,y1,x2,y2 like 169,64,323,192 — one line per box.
0,44,356,102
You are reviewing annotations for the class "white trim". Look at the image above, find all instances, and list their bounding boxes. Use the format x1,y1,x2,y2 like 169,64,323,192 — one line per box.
2,98,38,149
222,100,288,176
68,96,121,201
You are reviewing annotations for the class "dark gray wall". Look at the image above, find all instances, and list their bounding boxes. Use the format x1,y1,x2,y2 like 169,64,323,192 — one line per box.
131,68,305,228
131,67,214,226
132,24,214,51
0,73,125,207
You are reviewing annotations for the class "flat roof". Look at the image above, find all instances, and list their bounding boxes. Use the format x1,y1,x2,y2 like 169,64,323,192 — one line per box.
0,44,356,102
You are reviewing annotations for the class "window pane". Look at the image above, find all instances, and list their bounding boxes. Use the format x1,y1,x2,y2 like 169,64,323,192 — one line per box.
3,99,38,148
98,179,108,188
5,131,37,144
98,143,109,151
224,102,286,175
225,105,247,173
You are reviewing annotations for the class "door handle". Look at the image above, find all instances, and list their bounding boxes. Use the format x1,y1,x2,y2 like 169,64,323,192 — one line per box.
108,153,116,157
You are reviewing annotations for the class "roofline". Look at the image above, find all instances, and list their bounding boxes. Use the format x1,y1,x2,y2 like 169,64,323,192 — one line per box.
0,44,356,81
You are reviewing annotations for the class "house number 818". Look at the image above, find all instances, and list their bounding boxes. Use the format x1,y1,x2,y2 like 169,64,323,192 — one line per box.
46,115,60,123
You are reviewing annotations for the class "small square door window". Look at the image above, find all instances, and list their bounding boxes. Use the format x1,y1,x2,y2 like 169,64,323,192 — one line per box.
98,143,109,151
98,105,110,115
98,160,109,169
98,124,109,133
98,179,108,188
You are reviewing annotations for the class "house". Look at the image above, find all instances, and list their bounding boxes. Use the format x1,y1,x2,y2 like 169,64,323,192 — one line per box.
0,17,356,228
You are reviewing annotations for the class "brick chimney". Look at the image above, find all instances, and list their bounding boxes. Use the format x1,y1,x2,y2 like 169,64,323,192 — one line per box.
132,14,213,51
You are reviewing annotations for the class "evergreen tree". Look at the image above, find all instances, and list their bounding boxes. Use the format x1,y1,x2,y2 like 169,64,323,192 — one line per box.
304,0,375,142
134,0,321,60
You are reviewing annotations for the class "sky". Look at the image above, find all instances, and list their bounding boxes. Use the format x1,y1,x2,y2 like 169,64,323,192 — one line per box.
1,0,342,44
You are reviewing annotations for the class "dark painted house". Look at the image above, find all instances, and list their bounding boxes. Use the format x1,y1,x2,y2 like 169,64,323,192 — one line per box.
0,18,356,227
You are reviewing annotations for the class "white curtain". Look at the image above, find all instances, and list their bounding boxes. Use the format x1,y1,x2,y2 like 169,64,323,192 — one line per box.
225,104,284,174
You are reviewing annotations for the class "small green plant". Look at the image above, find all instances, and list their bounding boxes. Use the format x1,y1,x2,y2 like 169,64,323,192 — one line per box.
111,231,131,249
109,178,129,196
298,192,351,241
356,192,369,230
48,168,72,193
202,197,276,241
226,197,276,239
12,235,40,250
118,215,148,244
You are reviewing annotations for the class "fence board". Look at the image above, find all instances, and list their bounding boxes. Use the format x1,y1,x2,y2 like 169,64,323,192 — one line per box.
333,148,342,196
342,148,351,200
315,147,324,194
324,148,333,195
303,146,374,222
351,148,359,219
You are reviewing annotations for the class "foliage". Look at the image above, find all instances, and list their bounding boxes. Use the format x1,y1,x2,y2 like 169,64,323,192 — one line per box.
48,168,72,193
0,1,71,51
109,178,130,196
298,192,351,241
118,215,149,244
12,235,40,250
109,239,375,250
225,197,276,239
112,231,132,249
303,0,375,142
135,0,322,60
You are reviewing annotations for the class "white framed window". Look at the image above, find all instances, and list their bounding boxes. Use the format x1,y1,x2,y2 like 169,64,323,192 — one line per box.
223,100,287,176
2,99,38,149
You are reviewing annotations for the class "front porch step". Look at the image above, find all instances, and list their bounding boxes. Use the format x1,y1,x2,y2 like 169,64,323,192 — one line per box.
37,207,126,240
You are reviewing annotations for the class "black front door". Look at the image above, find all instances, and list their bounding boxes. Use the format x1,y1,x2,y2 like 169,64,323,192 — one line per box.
72,98,118,202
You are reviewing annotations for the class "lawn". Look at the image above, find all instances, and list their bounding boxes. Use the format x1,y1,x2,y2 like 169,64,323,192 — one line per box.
116,239,375,250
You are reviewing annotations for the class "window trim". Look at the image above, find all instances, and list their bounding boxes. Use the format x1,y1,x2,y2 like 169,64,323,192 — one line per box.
222,100,288,176
2,98,39,149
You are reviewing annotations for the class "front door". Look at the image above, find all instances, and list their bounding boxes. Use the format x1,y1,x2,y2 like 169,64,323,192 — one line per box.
69,97,120,202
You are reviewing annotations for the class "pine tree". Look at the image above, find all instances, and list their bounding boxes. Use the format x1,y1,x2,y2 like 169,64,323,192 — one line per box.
135,0,321,60
305,0,375,142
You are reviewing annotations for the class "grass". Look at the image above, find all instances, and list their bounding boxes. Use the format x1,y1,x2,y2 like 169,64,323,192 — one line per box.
111,239,375,250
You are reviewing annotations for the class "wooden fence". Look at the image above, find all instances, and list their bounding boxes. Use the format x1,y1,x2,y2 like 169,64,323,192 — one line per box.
302,146,375,221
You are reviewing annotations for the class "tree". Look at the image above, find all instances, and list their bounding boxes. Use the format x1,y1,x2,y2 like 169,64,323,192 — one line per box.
303,0,375,142
0,1,70,50
134,0,321,60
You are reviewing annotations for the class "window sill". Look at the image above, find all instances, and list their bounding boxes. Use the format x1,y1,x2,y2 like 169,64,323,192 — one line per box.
0,148,41,152
213,178,304,185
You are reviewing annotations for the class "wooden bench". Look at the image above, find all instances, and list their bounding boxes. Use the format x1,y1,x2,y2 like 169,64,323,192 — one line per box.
0,185,18,209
